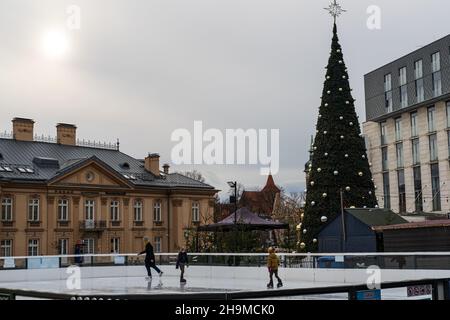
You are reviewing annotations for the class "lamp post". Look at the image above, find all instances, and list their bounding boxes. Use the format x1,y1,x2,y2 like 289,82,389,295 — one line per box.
227,181,238,257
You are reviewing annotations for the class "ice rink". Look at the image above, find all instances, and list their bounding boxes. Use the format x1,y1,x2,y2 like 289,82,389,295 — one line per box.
0,264,439,300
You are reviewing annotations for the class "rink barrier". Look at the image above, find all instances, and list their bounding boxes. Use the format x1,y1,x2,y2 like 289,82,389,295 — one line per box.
0,277,449,300
2,252,450,270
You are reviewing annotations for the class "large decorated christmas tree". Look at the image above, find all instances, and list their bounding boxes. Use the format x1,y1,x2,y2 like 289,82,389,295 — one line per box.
301,1,378,252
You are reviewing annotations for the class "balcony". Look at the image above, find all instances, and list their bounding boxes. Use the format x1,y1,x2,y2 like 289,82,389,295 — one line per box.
79,220,106,232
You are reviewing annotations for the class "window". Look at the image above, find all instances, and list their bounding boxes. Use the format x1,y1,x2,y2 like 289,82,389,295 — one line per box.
134,200,143,222
111,238,120,254
110,201,120,221
380,122,387,145
0,240,12,257
397,170,406,213
58,199,69,221
153,201,162,222
395,118,402,141
58,239,69,255
429,134,438,161
192,202,200,222
28,199,39,222
399,67,408,107
428,106,436,132
383,172,391,209
447,102,450,128
431,52,442,96
410,112,419,137
414,60,424,103
430,163,441,211
384,74,393,112
382,147,389,171
448,131,450,158
412,138,420,165
85,200,95,221
413,167,423,212
84,238,95,254
28,239,39,256
1,198,13,221
154,236,162,253
396,143,404,168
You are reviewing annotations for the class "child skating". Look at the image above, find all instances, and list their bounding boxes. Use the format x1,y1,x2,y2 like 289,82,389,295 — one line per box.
266,247,283,289
138,236,163,280
176,247,189,283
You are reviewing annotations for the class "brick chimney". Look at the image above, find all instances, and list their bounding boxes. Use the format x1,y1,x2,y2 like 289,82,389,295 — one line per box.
163,163,170,174
12,118,34,141
56,123,77,146
145,153,160,176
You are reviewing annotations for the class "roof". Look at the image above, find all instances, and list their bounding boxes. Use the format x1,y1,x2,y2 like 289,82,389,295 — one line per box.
197,207,289,231
374,219,450,232
262,174,281,193
0,138,215,190
346,208,408,228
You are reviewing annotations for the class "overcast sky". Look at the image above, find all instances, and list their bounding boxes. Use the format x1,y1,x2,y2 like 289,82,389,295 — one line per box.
0,0,449,197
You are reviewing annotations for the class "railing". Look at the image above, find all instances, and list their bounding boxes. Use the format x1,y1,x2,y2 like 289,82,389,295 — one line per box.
0,131,118,151
1,252,450,270
79,220,107,231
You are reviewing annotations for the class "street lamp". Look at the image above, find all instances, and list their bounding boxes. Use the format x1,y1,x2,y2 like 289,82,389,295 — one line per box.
227,181,238,257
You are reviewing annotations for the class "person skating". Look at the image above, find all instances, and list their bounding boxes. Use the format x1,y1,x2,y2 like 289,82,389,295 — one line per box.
176,247,189,283
266,247,283,289
137,236,163,280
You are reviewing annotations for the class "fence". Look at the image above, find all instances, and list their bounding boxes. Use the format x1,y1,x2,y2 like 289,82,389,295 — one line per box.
2,252,450,270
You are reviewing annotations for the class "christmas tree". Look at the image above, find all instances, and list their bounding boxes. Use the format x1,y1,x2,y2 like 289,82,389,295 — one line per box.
301,2,378,252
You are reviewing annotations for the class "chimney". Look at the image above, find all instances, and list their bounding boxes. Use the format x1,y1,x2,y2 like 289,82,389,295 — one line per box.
12,118,35,141
145,153,160,176
163,163,170,174
56,123,77,146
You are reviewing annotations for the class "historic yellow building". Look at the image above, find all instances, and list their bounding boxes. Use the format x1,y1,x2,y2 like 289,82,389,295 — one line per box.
0,118,217,257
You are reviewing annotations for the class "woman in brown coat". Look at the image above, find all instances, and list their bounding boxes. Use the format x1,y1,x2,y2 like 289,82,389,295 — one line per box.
266,247,283,289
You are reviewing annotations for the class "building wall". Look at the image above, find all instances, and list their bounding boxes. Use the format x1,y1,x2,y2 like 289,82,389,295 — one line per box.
318,213,377,253
364,35,450,121
0,184,215,257
363,100,450,215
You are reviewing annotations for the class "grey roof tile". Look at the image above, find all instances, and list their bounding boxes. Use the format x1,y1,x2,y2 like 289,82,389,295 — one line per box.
0,138,215,190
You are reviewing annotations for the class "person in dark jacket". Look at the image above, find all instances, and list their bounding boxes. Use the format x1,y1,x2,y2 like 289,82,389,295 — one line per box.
138,236,163,280
176,247,189,283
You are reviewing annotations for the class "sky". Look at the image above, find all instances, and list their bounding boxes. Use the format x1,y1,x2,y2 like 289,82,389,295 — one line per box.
0,0,449,198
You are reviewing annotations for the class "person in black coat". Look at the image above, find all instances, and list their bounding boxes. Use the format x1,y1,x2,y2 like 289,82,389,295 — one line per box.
138,237,163,279
176,247,189,282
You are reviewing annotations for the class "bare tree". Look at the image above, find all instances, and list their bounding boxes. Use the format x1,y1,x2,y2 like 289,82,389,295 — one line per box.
179,170,206,183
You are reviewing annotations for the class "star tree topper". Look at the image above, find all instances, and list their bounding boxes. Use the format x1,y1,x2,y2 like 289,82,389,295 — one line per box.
324,0,346,23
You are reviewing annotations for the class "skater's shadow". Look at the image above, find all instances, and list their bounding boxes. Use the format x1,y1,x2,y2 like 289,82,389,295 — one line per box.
179,282,187,291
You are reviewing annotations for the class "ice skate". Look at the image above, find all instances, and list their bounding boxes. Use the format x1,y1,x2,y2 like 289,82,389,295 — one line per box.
145,276,152,281
180,278,187,283
277,281,283,288
267,282,274,289
159,271,164,277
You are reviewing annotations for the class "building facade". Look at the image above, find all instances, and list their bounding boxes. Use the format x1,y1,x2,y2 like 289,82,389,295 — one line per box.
0,118,217,258
363,35,450,216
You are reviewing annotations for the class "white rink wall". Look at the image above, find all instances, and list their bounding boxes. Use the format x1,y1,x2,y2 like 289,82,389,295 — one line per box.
1,265,450,285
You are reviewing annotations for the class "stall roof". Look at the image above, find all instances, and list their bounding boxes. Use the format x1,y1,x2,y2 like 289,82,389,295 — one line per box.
374,219,450,231
197,207,289,232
